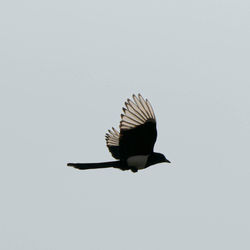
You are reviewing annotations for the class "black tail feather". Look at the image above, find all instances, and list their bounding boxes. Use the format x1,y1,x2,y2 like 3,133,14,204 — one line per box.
67,161,120,170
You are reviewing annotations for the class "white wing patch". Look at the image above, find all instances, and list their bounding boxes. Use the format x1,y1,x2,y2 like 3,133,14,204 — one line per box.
105,127,119,146
120,94,156,130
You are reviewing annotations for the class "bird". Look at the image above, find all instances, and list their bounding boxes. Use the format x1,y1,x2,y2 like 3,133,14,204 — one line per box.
67,94,170,172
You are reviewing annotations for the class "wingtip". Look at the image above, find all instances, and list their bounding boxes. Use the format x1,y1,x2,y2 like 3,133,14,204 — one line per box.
132,94,137,101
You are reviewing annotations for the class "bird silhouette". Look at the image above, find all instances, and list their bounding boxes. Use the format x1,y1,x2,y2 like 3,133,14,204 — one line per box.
67,94,170,172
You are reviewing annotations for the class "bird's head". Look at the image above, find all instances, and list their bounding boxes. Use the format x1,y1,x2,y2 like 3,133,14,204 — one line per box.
147,152,171,167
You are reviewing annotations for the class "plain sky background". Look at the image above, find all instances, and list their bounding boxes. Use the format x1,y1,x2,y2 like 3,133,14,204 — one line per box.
1,0,250,249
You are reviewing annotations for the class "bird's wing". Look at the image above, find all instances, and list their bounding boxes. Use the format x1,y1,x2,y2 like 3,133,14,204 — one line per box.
119,94,157,158
105,127,120,159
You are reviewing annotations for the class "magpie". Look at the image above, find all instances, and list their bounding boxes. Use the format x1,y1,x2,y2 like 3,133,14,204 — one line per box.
67,94,170,172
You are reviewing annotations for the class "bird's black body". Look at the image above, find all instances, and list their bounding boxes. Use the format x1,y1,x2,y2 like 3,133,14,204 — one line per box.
119,119,157,158
67,94,170,172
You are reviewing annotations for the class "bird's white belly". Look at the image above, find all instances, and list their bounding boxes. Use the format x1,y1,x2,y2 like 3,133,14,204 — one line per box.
127,155,149,169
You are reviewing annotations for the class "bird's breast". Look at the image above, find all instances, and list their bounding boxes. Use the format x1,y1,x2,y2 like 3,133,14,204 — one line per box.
127,155,149,169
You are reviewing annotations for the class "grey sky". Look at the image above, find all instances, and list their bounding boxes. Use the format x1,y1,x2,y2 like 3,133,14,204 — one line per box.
1,0,250,249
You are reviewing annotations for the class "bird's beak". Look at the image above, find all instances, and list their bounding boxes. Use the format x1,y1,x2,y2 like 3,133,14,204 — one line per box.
165,159,171,163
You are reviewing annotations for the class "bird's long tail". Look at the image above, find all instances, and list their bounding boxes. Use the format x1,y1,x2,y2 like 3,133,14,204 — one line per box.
67,161,121,170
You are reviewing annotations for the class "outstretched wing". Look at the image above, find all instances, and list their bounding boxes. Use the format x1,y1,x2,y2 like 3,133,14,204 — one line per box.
119,94,157,158
105,127,120,159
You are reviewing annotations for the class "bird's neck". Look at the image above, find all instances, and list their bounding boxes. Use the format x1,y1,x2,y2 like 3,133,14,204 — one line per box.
146,153,163,167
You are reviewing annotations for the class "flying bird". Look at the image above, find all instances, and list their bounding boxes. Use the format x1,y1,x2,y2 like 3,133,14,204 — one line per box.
67,94,170,172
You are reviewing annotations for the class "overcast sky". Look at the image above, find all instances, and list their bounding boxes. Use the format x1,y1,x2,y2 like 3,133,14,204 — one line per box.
1,0,250,249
